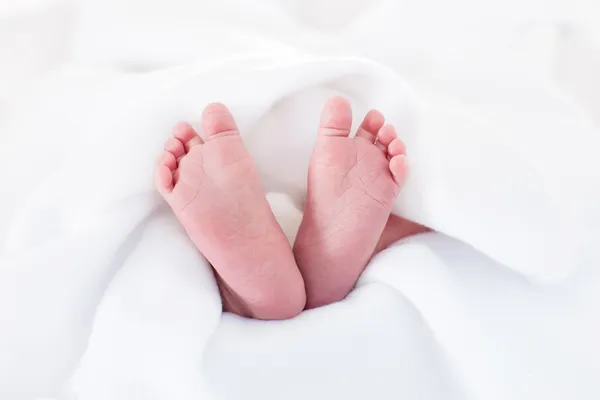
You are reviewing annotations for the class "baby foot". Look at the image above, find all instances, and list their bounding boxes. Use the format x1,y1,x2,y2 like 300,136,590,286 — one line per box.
155,103,305,320
294,97,406,309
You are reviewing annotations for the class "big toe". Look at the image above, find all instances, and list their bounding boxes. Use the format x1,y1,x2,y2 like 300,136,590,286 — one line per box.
318,96,353,137
201,103,240,140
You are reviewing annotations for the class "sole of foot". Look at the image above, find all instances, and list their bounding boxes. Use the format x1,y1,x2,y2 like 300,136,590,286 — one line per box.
155,103,305,320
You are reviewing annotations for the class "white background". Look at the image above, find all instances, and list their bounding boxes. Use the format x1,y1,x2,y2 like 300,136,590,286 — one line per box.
0,0,599,123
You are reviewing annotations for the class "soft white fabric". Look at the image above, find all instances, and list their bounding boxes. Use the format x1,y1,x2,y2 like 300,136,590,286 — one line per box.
67,0,600,281
1,1,600,400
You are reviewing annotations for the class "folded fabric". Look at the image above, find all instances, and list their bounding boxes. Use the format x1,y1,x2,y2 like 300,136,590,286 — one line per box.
1,40,599,399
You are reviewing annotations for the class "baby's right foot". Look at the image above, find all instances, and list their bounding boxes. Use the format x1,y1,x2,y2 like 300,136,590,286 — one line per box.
155,103,305,320
294,97,407,309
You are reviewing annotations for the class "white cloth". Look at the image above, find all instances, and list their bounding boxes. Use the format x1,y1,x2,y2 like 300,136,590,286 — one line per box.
1,1,600,400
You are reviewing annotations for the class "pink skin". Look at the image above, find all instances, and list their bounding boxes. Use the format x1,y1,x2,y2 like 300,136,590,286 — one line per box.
155,103,306,320
155,98,430,320
294,97,413,309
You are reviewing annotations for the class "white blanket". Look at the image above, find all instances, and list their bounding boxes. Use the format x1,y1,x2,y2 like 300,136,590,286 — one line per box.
1,1,600,400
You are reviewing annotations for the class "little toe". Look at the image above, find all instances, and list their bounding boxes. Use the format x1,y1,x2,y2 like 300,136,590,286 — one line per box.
389,155,407,186
155,166,174,194
201,103,240,140
155,152,177,194
388,137,406,157
375,124,397,152
355,109,385,142
173,122,203,151
318,96,353,137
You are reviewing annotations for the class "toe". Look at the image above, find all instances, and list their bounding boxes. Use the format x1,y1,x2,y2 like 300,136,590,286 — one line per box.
201,103,240,140
318,96,353,137
355,109,385,142
173,122,203,151
155,152,177,194
155,166,174,194
159,151,177,171
164,138,185,159
388,137,406,157
375,124,397,152
389,155,407,186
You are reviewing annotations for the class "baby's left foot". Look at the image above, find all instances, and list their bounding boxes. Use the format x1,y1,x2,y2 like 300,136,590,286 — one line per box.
294,97,406,309
155,104,305,320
